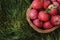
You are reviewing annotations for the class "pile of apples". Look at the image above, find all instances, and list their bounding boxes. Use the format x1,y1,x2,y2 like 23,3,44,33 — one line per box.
29,0,60,30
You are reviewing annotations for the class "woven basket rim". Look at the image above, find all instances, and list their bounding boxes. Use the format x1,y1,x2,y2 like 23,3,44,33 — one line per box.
26,5,59,33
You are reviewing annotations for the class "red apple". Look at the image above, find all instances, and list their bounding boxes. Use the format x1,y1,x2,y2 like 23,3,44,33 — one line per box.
29,9,38,20
32,0,43,9
44,0,50,1
33,19,43,28
49,8,58,15
51,0,56,3
51,15,60,26
57,0,60,3
38,11,49,21
43,21,53,29
53,2,59,7
44,0,51,9
58,6,60,12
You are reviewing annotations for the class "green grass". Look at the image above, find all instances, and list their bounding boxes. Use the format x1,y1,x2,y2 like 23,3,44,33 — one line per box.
0,0,60,40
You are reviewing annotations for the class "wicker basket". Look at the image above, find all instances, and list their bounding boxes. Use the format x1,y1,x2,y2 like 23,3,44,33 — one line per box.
26,5,59,33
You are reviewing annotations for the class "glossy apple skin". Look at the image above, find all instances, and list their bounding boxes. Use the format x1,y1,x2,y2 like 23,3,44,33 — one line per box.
53,2,59,7
33,19,43,28
57,0,60,3
51,16,60,26
38,11,49,21
43,21,53,29
29,9,38,20
51,0,56,3
49,8,58,15
58,6,60,11
32,0,43,9
44,0,51,9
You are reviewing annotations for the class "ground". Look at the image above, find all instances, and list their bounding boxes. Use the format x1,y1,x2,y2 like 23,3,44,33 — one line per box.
0,0,60,40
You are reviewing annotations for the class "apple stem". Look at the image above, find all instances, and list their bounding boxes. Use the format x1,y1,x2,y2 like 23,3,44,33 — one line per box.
45,9,50,13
